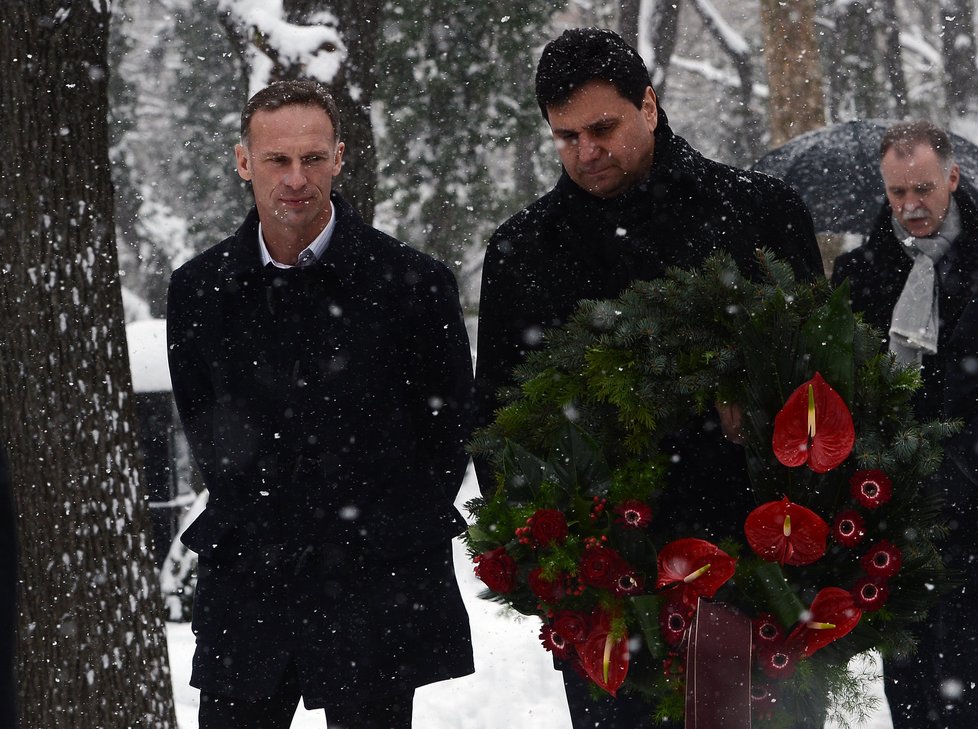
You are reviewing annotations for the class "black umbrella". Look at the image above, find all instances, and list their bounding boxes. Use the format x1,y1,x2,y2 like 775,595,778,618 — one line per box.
751,119,978,236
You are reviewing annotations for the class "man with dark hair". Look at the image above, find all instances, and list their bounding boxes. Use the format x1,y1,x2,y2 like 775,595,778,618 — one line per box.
832,119,978,727
167,79,474,729
475,27,823,727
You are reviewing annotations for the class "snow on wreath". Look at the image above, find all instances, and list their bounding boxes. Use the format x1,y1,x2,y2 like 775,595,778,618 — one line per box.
465,251,955,728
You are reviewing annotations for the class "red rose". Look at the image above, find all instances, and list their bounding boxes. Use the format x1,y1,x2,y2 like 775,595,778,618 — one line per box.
553,611,589,645
528,567,565,603
529,509,569,545
474,547,518,593
579,545,626,590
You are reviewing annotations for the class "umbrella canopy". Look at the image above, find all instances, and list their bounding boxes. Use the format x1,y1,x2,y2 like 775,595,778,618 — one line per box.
751,119,978,236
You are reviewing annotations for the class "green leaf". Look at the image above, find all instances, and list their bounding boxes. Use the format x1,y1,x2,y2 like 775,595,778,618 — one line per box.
746,561,806,628
802,280,855,403
549,421,612,497
500,439,554,501
465,523,499,552
630,594,665,659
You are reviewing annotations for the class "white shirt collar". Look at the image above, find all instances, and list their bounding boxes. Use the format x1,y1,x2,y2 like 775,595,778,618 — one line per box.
258,199,337,269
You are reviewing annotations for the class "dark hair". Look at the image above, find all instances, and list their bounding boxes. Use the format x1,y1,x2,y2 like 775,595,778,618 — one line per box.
240,80,342,145
535,28,652,120
880,120,954,167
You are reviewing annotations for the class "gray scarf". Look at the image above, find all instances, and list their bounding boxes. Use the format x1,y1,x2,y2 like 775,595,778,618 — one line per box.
888,197,962,368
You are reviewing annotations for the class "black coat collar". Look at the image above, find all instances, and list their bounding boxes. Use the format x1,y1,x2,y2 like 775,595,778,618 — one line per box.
218,193,368,289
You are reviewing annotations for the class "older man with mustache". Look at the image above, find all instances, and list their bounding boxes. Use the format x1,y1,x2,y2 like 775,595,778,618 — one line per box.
833,120,978,728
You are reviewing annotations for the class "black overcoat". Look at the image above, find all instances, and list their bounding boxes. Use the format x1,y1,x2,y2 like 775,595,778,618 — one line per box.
167,194,474,709
832,184,978,724
475,118,824,538
831,183,978,481
0,436,16,728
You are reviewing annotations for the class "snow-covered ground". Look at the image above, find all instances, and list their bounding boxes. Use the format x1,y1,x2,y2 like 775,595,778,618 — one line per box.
166,464,893,729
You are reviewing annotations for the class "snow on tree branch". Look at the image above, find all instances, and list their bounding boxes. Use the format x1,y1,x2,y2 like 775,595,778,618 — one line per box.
899,30,942,68
689,0,751,59
671,56,769,98
219,0,346,91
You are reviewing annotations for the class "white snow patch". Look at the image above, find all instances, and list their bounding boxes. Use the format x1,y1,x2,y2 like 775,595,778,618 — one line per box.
126,318,171,393
220,0,346,91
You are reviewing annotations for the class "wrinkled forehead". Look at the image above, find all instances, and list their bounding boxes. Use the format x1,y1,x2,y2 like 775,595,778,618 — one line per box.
246,105,338,147
882,142,952,172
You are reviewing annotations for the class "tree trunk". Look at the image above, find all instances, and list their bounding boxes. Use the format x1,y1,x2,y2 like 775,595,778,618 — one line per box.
878,0,909,116
822,1,882,122
643,0,682,94
759,0,825,146
688,0,762,165
619,0,641,48
940,0,978,118
0,3,176,727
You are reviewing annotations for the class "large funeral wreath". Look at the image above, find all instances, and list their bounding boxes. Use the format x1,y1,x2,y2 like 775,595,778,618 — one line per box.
465,252,954,727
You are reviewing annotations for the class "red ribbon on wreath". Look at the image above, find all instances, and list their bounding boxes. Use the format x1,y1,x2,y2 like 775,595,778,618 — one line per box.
684,599,753,729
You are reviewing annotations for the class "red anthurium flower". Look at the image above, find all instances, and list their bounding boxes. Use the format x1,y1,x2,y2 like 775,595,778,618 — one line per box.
539,623,573,660
553,611,590,645
745,497,829,566
577,612,630,696
473,547,518,593
659,600,694,647
788,587,863,657
528,509,569,545
849,470,893,510
753,613,784,647
832,509,866,548
851,577,890,612
656,538,736,603
772,372,855,473
861,540,903,579
614,499,653,528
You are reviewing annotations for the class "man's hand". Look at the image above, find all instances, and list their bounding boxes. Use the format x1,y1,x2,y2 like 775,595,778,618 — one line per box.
716,402,745,445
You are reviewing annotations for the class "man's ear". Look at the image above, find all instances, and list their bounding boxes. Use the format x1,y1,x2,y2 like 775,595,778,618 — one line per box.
234,143,253,182
949,162,961,193
332,141,345,176
642,86,658,134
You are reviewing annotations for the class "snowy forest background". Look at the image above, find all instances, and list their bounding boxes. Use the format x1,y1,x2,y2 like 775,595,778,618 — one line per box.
2,0,978,727
110,0,978,319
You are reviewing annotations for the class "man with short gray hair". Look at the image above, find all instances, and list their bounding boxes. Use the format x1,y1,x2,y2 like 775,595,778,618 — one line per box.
833,119,978,727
